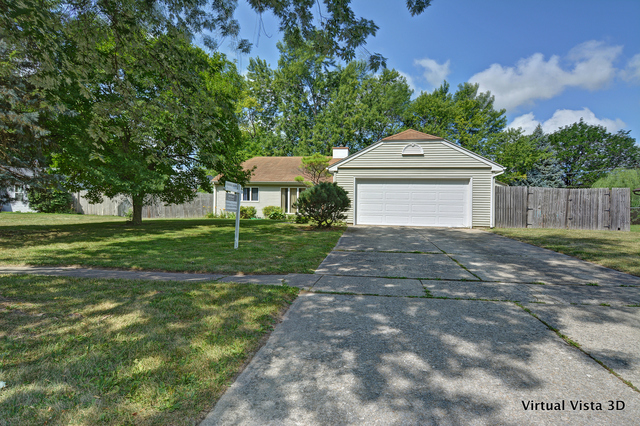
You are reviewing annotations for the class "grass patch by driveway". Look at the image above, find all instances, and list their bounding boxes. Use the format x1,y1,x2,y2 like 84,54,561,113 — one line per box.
0,213,344,274
490,225,640,277
0,274,297,425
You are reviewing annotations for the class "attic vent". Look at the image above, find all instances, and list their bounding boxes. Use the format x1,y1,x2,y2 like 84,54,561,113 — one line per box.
402,143,424,156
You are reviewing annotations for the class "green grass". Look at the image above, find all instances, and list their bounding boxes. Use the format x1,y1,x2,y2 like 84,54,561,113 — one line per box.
0,213,344,274
0,274,298,425
490,225,640,277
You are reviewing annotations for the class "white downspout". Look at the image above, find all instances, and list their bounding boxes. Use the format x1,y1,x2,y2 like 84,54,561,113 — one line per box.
491,170,504,228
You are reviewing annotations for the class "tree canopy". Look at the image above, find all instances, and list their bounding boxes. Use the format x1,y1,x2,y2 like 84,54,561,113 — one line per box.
1,0,431,212
403,81,507,152
547,120,640,187
592,168,640,207
51,37,247,224
240,42,411,157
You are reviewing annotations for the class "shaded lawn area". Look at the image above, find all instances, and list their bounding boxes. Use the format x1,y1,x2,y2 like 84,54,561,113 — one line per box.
490,225,640,277
0,274,298,425
0,213,344,274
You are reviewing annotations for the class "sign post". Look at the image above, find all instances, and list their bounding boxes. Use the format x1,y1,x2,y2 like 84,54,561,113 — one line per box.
225,181,242,249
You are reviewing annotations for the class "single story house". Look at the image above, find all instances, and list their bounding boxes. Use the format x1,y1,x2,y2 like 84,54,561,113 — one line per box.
212,152,345,217
216,129,505,227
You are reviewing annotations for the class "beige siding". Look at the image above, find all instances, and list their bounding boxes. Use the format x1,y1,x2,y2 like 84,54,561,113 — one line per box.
331,141,497,227
343,141,489,168
214,183,305,217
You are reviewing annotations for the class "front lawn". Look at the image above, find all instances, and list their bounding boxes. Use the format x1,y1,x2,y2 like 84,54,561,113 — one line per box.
0,213,344,274
0,274,297,425
490,225,640,277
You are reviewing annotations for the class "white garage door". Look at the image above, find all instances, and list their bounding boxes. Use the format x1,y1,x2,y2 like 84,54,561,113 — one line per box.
356,179,470,227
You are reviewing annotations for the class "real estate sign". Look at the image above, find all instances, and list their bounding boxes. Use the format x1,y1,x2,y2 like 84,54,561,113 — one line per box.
225,182,242,249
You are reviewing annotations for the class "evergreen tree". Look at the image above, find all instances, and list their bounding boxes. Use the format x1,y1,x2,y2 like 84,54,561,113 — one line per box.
513,125,565,187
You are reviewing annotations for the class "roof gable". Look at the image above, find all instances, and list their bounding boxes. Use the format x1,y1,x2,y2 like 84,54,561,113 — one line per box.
328,129,504,172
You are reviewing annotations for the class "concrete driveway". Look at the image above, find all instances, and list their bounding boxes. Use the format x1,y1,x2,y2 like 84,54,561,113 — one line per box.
203,226,640,425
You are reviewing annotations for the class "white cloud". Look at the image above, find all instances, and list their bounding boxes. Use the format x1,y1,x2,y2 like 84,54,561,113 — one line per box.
621,53,640,82
469,41,623,110
508,108,626,134
397,70,419,94
508,112,540,134
414,58,451,88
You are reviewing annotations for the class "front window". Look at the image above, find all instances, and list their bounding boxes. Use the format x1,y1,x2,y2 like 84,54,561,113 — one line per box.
281,187,305,213
243,187,259,201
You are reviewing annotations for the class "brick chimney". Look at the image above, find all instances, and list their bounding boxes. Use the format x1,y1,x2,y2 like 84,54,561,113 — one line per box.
332,147,349,159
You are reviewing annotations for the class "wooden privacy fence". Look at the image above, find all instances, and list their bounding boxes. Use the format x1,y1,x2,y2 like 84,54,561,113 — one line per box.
495,186,630,231
73,192,217,219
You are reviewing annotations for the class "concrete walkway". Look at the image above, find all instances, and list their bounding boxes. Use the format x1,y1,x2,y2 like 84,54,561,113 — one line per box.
202,226,640,425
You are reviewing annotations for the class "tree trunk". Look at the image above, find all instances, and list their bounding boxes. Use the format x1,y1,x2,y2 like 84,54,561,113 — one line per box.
132,194,144,225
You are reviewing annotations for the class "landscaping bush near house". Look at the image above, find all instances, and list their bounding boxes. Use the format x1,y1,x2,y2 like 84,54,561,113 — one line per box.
294,182,350,228
263,205,285,220
240,205,257,219
25,187,74,213
294,214,309,224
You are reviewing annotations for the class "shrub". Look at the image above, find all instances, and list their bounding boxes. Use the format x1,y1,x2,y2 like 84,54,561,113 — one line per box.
263,206,285,220
25,187,74,213
592,168,640,208
293,182,350,228
294,214,309,224
240,206,257,219
269,210,286,220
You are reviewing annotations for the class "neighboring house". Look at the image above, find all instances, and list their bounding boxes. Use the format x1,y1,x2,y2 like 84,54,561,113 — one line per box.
1,168,36,212
1,185,35,212
212,149,346,217
328,129,505,228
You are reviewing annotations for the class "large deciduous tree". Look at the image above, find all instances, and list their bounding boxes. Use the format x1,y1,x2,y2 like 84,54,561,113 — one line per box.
311,62,411,153
403,81,506,151
548,120,640,187
51,35,247,225
240,43,411,157
480,128,544,184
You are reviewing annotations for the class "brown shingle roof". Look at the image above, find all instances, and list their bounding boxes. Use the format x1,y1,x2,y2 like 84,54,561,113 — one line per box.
381,129,442,141
216,156,341,183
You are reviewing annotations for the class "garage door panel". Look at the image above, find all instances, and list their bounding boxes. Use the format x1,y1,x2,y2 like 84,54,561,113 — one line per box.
356,179,469,227
412,204,437,213
411,192,437,202
438,191,465,200
385,204,411,213
438,204,465,214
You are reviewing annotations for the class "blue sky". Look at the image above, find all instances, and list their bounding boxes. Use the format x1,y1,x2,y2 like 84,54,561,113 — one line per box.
217,0,640,139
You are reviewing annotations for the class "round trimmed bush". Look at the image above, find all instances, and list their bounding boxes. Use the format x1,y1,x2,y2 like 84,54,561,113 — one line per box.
293,182,350,228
